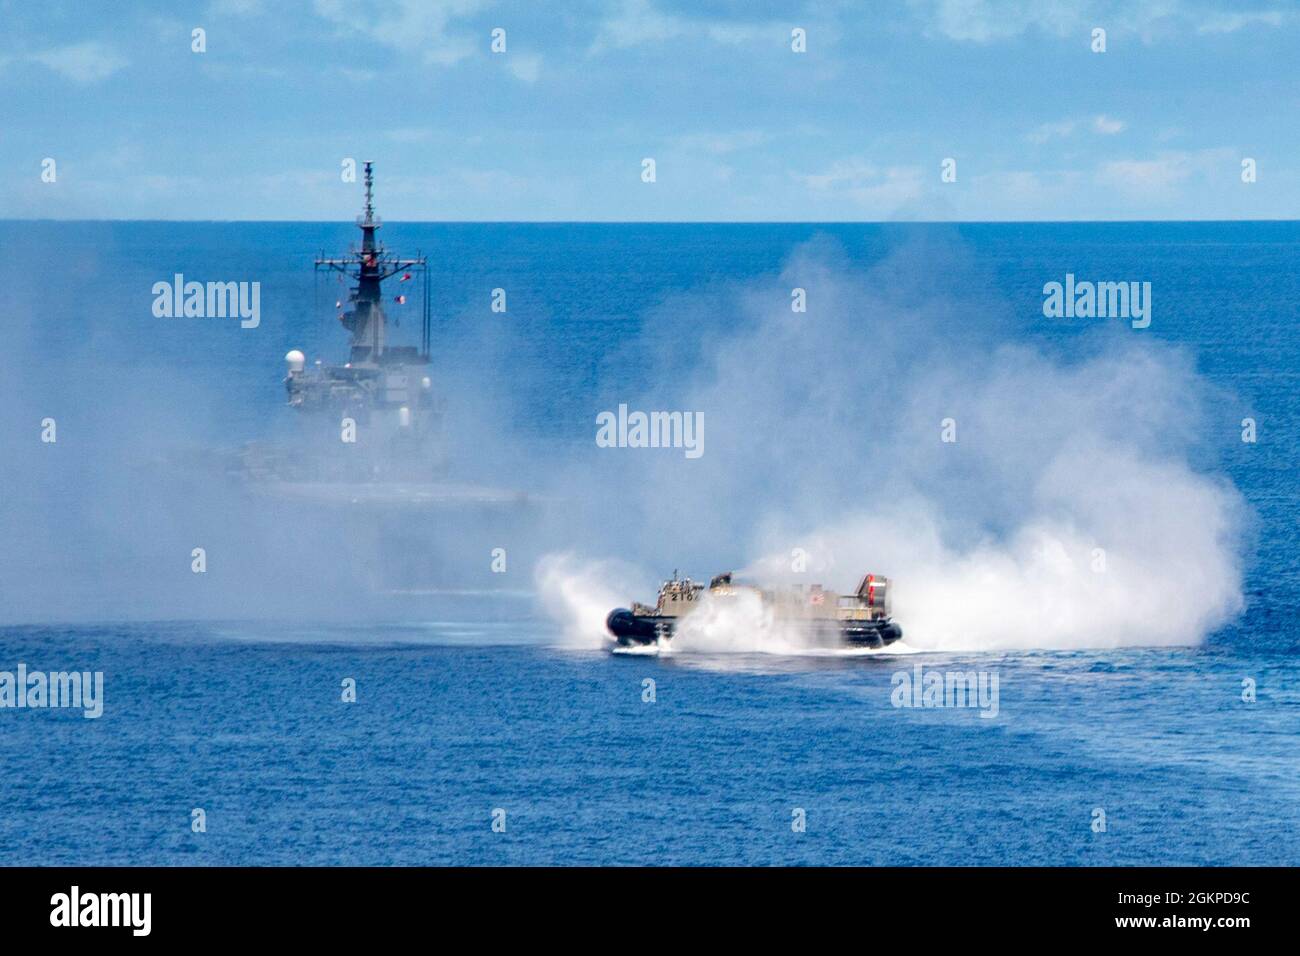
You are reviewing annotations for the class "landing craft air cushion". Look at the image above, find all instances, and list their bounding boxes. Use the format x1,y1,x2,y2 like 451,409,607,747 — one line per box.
606,571,904,648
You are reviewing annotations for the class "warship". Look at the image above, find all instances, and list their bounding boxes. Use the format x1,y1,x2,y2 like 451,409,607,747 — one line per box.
238,162,538,596
248,160,441,483
606,571,904,648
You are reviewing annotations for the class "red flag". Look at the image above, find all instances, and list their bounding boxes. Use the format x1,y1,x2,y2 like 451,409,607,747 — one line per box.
400,272,412,282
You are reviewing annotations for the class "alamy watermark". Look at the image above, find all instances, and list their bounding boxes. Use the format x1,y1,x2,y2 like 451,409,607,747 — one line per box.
0,663,103,718
152,274,260,328
596,403,704,459
891,663,999,719
1042,273,1150,328
50,886,150,936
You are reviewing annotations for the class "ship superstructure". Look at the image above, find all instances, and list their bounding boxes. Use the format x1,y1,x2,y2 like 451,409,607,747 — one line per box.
281,161,441,478
236,162,539,597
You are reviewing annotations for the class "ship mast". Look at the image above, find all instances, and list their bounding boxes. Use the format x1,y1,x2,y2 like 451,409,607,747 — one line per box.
363,160,375,226
315,161,429,365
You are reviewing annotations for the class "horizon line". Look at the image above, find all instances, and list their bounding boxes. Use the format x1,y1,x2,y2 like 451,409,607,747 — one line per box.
4,217,1298,226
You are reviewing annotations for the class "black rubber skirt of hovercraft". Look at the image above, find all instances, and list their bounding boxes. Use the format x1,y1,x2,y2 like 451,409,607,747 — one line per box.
605,608,903,648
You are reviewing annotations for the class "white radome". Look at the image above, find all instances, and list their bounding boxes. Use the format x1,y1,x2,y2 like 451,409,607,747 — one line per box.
285,349,306,373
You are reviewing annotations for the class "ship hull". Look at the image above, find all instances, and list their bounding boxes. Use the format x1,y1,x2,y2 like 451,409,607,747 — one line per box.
605,609,903,649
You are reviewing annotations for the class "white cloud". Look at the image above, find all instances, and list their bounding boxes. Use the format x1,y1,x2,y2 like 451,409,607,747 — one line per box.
592,0,685,50
1095,147,1234,200
1097,156,1192,194
797,158,925,210
207,0,264,16
1027,119,1079,143
1092,114,1125,135
911,0,1087,42
591,0,774,53
963,167,1111,218
337,66,377,82
1027,114,1125,142
911,0,1290,43
1197,10,1286,33
673,130,770,155
313,0,488,65
506,52,542,83
25,41,128,83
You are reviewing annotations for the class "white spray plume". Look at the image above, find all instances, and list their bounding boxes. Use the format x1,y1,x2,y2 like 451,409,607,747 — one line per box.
534,552,642,648
537,234,1248,653
744,445,1243,650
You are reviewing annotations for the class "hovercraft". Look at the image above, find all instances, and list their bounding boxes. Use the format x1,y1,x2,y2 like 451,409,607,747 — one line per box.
606,571,903,648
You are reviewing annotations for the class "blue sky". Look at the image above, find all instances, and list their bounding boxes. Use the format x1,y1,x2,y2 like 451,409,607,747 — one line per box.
2,0,1297,220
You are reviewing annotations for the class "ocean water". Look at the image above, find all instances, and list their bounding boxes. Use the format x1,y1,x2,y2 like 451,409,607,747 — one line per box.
0,221,1297,865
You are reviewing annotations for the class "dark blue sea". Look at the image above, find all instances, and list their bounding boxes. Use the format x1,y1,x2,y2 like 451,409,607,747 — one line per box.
1,221,1297,865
